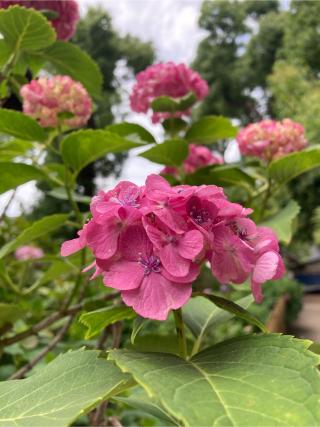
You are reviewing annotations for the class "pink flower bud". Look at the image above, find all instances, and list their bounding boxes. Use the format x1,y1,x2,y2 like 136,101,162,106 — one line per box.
15,245,44,261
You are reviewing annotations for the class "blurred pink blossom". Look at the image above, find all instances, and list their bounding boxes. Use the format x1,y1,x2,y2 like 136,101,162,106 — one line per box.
61,174,285,320
20,76,92,128
162,144,223,179
237,119,308,162
130,62,209,123
15,245,44,261
0,0,79,41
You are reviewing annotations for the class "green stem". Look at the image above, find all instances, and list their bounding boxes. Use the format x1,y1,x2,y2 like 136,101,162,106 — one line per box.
259,176,272,222
173,308,188,359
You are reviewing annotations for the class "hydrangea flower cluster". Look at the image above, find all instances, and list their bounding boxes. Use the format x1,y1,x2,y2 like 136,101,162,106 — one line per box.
162,144,223,179
15,245,44,261
130,62,209,123
61,175,285,320
20,76,92,128
0,0,79,41
237,119,308,162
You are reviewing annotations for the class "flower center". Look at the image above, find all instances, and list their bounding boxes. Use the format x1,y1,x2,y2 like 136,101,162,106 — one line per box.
229,221,248,240
139,254,161,275
189,205,210,225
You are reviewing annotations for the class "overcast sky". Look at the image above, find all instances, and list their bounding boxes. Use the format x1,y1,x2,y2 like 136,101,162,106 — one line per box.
1,0,207,216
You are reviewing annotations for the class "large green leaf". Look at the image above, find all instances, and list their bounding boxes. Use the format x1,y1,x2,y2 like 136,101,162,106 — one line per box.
269,146,320,185
0,109,45,141
186,165,255,190
79,306,136,339
0,163,47,195
0,40,11,68
0,6,56,52
61,129,143,176
40,41,103,98
0,140,33,161
110,335,320,426
140,139,189,167
186,116,238,144
262,200,301,244
0,214,68,259
0,349,131,427
106,122,155,144
183,295,253,354
0,303,25,328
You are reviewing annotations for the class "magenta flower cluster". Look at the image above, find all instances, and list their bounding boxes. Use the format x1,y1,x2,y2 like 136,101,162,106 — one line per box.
61,175,284,320
130,62,209,123
20,76,92,129
237,119,308,162
15,245,44,261
162,144,223,179
0,0,79,41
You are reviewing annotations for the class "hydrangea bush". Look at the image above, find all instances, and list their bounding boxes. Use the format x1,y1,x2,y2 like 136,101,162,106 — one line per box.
0,3,320,427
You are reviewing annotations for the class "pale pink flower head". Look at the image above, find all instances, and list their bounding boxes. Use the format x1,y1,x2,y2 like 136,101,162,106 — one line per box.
61,174,285,320
15,245,44,261
0,0,79,41
162,144,223,179
237,119,308,162
130,62,209,123
20,76,92,128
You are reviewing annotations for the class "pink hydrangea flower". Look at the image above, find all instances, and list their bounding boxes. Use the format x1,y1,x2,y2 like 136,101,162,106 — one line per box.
61,174,285,320
0,0,79,41
20,76,92,128
162,144,223,179
130,62,209,123
237,119,308,162
15,245,44,260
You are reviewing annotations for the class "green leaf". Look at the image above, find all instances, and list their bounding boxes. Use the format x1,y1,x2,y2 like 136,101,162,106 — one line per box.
162,118,189,134
0,40,11,68
61,129,143,177
186,165,255,190
261,200,301,244
151,93,197,113
0,349,131,427
40,41,103,98
0,140,33,161
131,316,150,345
132,334,194,355
37,260,77,286
140,139,189,167
183,295,253,354
110,335,320,426
186,116,238,144
269,146,320,186
0,162,47,195
0,5,55,52
203,293,267,332
0,303,25,328
106,122,155,143
79,306,136,339
114,391,177,426
48,188,91,204
0,214,68,259
0,109,45,141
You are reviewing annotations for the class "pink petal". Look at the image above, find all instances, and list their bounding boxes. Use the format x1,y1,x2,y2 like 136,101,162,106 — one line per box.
162,262,200,283
145,174,172,201
61,237,84,256
121,272,192,320
103,260,144,290
252,251,283,284
178,230,204,260
86,220,119,260
119,225,152,261
160,245,190,277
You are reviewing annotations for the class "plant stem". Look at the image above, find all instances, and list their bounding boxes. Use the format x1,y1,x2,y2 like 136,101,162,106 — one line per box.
259,176,272,222
173,308,188,359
